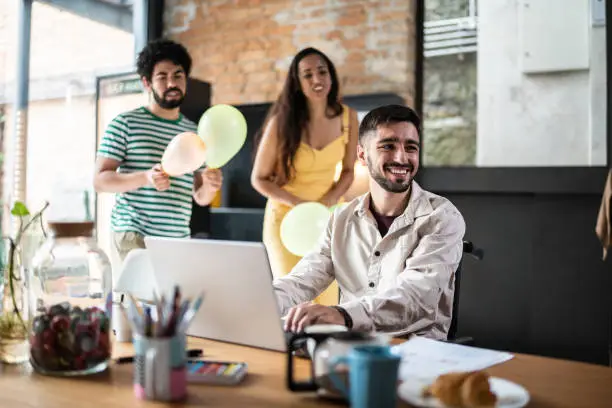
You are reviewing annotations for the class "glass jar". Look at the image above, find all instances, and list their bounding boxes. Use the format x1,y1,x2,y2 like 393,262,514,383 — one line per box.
28,221,113,376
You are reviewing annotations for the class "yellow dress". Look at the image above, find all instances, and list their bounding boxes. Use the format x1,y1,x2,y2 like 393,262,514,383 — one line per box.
263,106,350,306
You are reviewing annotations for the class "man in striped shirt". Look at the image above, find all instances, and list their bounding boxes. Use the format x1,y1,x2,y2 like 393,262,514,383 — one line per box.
94,39,222,261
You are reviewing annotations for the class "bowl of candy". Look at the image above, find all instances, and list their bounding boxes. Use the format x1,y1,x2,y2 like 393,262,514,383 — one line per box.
28,220,113,376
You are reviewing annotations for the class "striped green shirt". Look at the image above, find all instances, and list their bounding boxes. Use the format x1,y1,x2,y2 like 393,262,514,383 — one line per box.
97,107,200,237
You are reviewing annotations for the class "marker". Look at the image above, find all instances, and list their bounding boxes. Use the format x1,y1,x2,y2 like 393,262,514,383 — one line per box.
115,348,203,364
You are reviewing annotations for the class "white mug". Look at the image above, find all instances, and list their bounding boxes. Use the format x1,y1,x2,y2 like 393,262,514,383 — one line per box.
304,324,349,358
112,303,133,342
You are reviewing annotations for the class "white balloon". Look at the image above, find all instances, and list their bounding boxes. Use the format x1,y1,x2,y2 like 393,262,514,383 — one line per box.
161,132,207,176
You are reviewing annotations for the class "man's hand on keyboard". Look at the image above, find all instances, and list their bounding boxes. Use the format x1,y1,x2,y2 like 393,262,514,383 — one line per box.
283,302,345,333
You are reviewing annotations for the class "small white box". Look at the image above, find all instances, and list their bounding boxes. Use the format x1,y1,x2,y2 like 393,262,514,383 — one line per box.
519,0,590,73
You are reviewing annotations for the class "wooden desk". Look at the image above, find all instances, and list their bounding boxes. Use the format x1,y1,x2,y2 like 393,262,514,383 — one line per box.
1,337,611,407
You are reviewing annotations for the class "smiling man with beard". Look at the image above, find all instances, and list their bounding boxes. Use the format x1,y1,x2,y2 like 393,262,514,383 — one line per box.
94,39,222,262
275,104,466,339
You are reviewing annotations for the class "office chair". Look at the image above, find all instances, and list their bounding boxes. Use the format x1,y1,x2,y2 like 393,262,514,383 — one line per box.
446,240,484,345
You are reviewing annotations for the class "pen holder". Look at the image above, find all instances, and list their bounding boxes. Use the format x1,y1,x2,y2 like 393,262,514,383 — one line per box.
133,333,187,402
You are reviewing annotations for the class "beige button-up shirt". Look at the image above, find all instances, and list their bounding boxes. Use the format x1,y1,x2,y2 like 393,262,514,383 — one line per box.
273,181,466,340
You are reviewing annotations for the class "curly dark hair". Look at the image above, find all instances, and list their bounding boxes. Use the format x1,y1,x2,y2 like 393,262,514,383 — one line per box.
256,47,343,182
136,39,192,81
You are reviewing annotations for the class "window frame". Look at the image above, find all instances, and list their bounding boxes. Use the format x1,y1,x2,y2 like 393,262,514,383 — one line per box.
413,0,611,194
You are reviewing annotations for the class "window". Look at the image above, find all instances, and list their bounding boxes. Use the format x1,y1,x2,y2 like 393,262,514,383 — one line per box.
1,1,134,219
423,0,607,167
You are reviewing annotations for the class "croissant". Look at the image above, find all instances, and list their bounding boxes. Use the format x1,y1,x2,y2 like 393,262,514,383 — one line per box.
460,371,497,407
422,370,497,408
425,371,473,407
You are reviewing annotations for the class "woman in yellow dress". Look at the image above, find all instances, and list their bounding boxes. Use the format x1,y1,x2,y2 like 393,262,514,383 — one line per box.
251,47,359,306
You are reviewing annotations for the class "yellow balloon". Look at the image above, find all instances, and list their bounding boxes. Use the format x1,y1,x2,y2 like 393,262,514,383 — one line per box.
197,104,247,169
280,202,331,257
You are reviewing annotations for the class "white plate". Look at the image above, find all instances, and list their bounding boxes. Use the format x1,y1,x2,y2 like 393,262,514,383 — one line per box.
398,376,530,408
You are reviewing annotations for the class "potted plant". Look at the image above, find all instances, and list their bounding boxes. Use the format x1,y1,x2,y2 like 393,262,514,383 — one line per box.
0,201,48,364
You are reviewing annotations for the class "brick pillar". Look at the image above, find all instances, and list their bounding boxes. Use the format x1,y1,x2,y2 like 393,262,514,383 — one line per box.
164,0,416,106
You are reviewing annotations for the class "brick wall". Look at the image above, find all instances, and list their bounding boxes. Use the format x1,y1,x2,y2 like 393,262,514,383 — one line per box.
164,0,416,105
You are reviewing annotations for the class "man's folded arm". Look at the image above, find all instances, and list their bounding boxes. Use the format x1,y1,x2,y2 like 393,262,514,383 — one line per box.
272,212,337,316
339,205,465,336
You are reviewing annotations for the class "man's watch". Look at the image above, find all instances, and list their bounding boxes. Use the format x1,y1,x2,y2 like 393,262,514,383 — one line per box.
332,306,354,329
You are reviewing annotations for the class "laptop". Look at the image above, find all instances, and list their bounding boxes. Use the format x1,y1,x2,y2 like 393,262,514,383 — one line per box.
128,237,289,352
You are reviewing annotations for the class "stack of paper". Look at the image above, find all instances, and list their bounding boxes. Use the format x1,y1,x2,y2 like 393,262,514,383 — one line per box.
391,337,514,380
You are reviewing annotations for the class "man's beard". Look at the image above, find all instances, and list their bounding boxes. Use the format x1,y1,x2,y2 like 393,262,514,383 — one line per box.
152,88,184,109
367,156,413,193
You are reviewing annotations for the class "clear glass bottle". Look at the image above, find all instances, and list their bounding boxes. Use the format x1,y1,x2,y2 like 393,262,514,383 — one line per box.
28,221,113,376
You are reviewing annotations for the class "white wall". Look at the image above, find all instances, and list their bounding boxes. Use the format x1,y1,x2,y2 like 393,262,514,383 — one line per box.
477,0,606,166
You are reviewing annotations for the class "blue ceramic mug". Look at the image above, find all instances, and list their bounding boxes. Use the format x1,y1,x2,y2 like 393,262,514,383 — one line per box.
328,345,401,408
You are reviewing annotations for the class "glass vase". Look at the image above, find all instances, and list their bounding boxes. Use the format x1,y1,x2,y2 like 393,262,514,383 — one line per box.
0,257,30,364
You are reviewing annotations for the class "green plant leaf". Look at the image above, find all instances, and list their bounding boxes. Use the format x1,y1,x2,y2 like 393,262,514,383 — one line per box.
10,201,29,217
